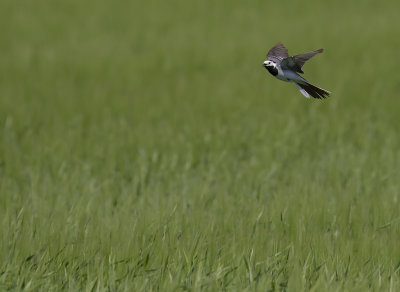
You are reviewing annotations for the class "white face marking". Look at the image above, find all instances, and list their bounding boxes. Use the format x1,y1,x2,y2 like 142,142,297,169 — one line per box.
263,60,276,67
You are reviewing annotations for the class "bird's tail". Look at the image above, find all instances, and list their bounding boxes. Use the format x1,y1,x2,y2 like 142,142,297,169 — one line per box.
295,82,330,99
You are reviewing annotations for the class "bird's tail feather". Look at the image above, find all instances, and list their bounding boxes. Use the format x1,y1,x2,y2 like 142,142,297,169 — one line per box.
296,82,330,99
294,83,310,98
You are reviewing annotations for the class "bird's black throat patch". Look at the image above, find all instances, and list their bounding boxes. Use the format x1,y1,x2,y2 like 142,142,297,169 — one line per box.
265,66,278,76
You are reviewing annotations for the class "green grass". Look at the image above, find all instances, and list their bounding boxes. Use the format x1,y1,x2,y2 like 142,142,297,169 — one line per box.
1,0,400,290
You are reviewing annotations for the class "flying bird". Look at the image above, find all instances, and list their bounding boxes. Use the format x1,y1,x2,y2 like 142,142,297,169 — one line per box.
263,43,330,99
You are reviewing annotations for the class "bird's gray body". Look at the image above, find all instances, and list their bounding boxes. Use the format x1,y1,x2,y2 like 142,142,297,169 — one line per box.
275,67,305,83
263,43,330,99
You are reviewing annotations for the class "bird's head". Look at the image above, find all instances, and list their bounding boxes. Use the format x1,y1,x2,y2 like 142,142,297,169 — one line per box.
263,60,276,68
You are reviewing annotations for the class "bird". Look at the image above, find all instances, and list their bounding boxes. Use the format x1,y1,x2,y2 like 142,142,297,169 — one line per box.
263,43,330,99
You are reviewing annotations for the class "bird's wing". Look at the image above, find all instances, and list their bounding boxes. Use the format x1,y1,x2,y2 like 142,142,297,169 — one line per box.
280,57,298,71
267,43,289,62
281,49,323,74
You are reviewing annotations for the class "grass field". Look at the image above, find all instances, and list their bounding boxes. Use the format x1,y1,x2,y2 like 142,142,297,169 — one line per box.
1,0,400,290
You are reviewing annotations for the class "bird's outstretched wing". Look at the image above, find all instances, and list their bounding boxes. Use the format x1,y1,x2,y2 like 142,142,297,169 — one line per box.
267,43,289,62
281,49,323,74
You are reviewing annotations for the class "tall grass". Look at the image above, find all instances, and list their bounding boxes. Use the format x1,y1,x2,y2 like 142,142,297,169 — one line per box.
1,0,400,290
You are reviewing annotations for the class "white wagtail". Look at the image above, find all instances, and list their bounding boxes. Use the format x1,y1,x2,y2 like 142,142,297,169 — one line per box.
263,43,330,99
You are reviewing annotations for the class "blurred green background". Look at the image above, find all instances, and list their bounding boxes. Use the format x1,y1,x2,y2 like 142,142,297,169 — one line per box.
1,0,400,290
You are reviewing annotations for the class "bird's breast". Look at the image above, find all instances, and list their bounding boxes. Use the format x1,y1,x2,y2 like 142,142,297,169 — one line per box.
265,66,278,76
